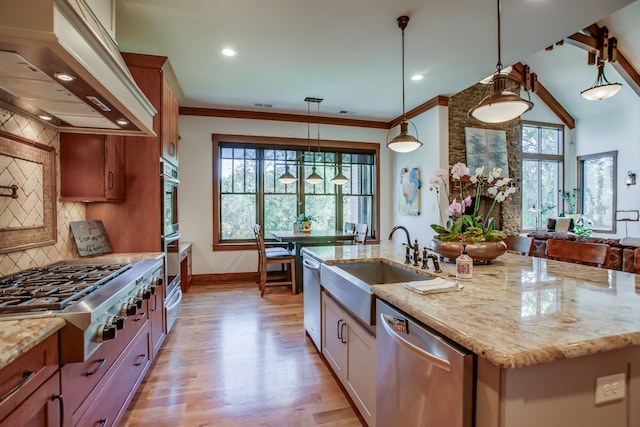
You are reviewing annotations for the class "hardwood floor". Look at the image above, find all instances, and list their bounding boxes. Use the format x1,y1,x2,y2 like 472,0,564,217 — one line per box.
121,282,363,426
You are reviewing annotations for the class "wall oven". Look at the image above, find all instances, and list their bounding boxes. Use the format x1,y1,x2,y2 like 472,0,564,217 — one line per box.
161,161,179,238
161,161,182,332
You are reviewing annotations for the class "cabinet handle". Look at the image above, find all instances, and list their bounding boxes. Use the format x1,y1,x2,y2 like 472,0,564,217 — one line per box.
108,171,114,189
0,370,35,402
134,312,146,321
169,142,176,156
151,294,158,311
340,322,347,344
336,319,342,341
53,393,65,427
99,418,108,427
85,358,106,376
134,354,147,367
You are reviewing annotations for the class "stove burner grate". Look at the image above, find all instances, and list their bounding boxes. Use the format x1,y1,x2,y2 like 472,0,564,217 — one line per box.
0,262,132,313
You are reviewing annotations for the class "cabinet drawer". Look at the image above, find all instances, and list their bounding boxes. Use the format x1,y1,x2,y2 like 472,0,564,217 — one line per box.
0,371,61,427
0,333,58,421
74,322,151,427
61,310,149,415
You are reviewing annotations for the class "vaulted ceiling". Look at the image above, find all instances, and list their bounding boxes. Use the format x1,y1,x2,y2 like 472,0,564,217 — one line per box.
115,0,640,126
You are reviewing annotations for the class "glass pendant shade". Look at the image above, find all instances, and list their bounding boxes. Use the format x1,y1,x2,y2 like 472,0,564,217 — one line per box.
387,122,423,153
330,168,349,186
278,166,297,184
305,166,323,185
469,75,533,124
581,64,622,101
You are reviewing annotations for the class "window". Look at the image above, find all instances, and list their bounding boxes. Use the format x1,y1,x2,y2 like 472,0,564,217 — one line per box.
521,122,564,231
578,151,617,233
213,134,379,248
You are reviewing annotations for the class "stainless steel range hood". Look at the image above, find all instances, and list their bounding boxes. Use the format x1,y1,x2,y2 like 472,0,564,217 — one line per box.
0,0,156,136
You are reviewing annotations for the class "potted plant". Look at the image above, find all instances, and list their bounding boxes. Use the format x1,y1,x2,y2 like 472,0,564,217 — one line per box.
427,162,516,261
296,213,315,232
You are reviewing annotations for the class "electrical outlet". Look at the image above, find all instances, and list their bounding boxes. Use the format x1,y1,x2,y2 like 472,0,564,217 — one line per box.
594,373,626,404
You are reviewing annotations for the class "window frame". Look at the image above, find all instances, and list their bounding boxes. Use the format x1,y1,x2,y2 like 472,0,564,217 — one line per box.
577,150,617,234
212,134,381,250
520,121,565,232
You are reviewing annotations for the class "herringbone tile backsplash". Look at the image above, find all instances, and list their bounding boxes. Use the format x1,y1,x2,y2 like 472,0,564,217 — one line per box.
0,108,85,276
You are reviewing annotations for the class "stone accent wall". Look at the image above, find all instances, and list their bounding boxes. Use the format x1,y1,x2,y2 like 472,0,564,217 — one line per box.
0,108,85,276
448,83,522,235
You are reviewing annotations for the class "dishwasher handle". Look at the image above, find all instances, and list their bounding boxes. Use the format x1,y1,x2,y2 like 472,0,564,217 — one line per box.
380,313,452,372
303,258,321,271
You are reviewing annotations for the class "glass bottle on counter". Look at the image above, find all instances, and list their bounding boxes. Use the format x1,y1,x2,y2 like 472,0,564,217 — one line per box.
456,244,473,281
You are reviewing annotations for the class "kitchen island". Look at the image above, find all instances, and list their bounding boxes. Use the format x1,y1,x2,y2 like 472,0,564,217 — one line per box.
303,243,640,427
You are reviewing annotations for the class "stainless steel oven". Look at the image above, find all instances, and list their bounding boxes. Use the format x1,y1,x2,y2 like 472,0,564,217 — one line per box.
161,161,179,238
163,231,182,332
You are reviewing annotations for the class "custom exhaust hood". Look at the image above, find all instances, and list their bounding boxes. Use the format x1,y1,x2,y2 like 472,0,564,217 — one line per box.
0,0,156,136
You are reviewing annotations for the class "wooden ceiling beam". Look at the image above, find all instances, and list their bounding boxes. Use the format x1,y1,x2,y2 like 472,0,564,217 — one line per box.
512,63,575,129
387,95,449,128
179,106,389,129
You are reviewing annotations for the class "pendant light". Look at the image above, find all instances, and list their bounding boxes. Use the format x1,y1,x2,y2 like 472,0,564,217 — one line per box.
330,168,349,186
305,98,324,185
580,62,622,101
387,16,422,153
468,0,533,123
278,166,297,184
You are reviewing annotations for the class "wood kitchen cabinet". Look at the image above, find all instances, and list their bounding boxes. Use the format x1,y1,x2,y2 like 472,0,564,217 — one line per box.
0,333,62,426
60,133,125,201
162,76,179,164
86,53,180,253
321,292,376,426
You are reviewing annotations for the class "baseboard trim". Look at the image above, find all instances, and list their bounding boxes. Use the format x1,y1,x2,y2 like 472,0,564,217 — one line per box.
192,272,257,285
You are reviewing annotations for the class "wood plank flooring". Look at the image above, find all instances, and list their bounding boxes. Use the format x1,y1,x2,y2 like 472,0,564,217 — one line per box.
121,282,363,426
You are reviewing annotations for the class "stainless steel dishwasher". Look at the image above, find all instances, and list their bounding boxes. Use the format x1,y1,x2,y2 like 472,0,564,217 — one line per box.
376,299,475,427
302,253,321,351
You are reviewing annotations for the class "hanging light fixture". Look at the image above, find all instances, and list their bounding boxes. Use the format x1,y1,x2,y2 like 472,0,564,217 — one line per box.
305,98,324,185
278,166,297,184
581,62,622,101
330,168,349,186
468,0,533,123
387,16,422,153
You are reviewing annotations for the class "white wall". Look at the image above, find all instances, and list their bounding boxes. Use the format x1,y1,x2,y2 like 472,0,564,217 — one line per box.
388,106,448,248
575,101,640,238
178,115,389,274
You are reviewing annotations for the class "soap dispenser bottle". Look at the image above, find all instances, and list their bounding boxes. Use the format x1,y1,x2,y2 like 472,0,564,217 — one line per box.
456,244,473,281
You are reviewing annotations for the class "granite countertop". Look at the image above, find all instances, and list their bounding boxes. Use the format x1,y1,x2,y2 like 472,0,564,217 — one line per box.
0,317,65,370
303,243,640,369
69,252,165,264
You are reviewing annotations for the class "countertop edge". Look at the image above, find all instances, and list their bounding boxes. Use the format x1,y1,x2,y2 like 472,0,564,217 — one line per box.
0,317,66,370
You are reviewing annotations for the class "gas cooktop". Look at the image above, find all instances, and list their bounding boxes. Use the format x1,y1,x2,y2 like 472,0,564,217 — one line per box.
0,263,132,313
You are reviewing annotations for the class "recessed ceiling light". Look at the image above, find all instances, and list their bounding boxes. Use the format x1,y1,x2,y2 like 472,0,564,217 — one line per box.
115,118,129,126
221,48,238,57
411,74,424,81
54,72,76,82
38,115,53,121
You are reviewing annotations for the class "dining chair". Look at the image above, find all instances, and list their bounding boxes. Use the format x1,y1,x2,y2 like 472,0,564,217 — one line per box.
354,223,368,245
504,235,533,256
253,225,296,296
546,239,609,267
344,222,356,233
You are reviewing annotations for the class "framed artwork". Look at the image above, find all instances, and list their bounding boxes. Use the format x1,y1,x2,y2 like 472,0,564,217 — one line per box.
464,127,508,176
399,167,421,216
0,131,56,254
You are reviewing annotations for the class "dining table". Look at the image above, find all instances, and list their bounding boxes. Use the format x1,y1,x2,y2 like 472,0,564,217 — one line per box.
270,229,356,292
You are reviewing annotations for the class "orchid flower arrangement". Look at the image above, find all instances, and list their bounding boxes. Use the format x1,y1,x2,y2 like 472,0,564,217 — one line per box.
428,162,516,242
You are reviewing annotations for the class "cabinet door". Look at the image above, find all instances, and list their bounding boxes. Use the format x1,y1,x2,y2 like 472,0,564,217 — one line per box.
149,276,166,360
0,371,61,427
60,133,124,201
161,76,179,165
104,135,124,200
321,292,347,380
345,318,376,426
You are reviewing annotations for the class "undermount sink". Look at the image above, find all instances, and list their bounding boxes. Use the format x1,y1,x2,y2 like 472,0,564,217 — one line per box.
321,260,434,326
